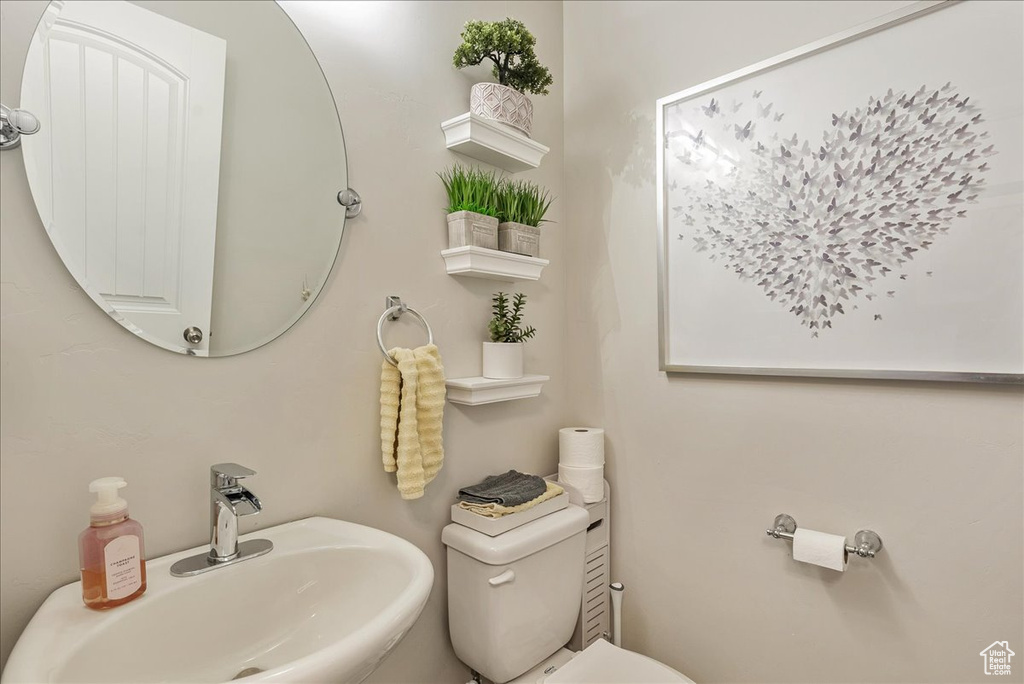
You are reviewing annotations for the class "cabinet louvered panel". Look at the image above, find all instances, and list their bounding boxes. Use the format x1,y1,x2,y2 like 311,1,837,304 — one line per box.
571,544,609,650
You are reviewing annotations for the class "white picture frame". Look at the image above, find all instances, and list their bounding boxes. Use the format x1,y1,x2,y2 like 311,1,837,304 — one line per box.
656,0,1023,383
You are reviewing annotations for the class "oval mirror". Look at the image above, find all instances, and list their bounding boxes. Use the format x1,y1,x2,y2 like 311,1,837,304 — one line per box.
19,0,348,356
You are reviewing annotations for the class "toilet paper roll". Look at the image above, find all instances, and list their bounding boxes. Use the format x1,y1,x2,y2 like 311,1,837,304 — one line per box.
558,463,605,503
559,427,605,467
792,528,848,572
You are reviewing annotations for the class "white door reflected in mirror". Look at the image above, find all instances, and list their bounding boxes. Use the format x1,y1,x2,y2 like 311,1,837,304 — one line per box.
22,1,226,356
18,0,349,357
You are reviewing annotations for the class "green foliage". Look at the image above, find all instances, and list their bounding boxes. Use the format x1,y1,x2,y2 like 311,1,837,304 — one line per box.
488,292,537,343
496,179,553,227
453,18,553,96
438,163,500,217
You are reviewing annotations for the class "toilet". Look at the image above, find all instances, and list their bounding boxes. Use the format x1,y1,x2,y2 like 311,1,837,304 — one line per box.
442,505,694,684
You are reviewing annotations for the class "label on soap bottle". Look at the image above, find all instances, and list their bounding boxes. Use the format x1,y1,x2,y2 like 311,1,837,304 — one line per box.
104,535,142,600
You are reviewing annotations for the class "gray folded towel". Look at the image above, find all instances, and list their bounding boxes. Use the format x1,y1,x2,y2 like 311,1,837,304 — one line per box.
457,470,547,506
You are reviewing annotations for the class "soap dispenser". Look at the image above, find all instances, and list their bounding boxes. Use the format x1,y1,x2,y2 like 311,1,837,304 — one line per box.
78,477,147,609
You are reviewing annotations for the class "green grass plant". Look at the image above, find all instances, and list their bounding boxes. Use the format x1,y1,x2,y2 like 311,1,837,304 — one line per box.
496,179,553,227
438,163,500,218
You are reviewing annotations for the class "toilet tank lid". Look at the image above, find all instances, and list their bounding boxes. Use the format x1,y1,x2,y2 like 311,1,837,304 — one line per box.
442,505,589,564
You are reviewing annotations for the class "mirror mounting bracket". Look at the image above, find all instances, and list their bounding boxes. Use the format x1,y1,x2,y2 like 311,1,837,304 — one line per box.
0,103,41,151
337,188,362,218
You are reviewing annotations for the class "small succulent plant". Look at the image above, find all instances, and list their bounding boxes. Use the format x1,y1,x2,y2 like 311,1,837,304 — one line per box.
488,292,537,343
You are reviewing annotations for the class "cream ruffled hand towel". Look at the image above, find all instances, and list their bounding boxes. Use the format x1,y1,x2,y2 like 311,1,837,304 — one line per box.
380,344,446,500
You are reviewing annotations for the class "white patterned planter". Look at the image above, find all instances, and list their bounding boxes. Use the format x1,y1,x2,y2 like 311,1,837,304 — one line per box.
470,83,534,138
498,221,541,258
447,211,499,250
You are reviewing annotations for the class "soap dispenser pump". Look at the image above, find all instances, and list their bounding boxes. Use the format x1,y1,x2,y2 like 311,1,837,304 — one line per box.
78,477,147,609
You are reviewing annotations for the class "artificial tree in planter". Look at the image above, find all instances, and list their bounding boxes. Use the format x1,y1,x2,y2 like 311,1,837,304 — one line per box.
453,18,553,138
483,291,536,379
497,179,552,258
439,163,501,250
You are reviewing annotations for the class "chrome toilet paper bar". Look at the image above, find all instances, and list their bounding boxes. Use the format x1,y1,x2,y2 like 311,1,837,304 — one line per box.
766,513,883,559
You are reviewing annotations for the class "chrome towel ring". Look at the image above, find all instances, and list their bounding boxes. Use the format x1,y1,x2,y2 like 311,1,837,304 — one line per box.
377,296,433,366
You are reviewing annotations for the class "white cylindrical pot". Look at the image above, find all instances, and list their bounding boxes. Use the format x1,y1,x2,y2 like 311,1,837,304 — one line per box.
482,342,524,379
470,83,534,138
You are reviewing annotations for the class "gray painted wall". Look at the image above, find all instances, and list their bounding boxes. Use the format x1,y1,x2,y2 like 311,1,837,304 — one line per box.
2,2,1022,683
562,2,1023,683
0,2,564,681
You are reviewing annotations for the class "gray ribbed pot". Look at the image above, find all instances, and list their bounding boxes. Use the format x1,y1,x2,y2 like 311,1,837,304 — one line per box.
498,221,541,258
447,211,499,250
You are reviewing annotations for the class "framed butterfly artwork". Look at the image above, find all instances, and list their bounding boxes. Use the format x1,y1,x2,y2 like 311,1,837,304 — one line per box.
656,0,1023,383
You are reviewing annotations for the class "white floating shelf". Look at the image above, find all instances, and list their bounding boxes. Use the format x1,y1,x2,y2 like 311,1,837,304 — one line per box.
441,112,549,172
441,246,549,282
446,374,549,406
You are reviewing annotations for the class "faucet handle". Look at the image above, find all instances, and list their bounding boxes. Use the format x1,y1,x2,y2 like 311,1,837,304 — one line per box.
211,463,256,488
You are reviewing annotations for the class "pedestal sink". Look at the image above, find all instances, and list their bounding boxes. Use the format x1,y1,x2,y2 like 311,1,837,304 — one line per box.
1,518,433,683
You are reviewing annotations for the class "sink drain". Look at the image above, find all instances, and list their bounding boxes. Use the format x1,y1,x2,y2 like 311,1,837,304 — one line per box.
232,667,264,680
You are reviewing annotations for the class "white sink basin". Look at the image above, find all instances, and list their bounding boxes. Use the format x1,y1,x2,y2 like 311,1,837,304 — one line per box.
2,517,433,683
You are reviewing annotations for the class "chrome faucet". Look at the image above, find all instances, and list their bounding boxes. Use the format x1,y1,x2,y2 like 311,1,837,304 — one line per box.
169,463,273,577
209,463,262,561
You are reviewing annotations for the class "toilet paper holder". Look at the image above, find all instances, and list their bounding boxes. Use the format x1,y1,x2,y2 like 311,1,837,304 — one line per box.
766,513,883,559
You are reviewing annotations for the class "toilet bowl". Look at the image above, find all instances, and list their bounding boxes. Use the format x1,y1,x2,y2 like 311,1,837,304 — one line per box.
509,640,692,683
442,504,694,684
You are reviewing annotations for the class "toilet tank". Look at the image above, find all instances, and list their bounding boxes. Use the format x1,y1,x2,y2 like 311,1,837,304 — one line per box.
442,505,589,684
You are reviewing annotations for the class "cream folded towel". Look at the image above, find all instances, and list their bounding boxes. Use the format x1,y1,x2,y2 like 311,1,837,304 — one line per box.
457,481,564,518
380,344,446,500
